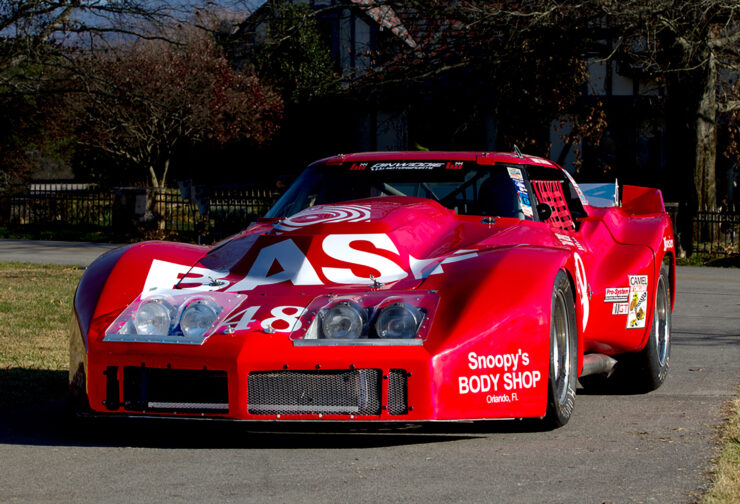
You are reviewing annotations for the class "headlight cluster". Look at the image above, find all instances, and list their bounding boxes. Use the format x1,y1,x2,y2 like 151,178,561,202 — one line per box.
105,290,244,345
295,291,438,345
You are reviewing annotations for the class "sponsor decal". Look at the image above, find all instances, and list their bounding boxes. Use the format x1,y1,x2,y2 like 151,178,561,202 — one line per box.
507,168,534,218
445,161,464,170
612,302,629,315
369,162,443,171
507,167,524,181
627,275,648,328
555,232,586,252
275,204,371,233
664,237,674,251
458,350,541,403
604,287,630,303
408,249,478,280
574,252,589,331
142,259,231,296
142,233,478,294
349,163,367,171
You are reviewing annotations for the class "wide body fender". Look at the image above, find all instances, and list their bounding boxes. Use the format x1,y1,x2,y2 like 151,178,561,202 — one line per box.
417,245,583,420
70,241,207,400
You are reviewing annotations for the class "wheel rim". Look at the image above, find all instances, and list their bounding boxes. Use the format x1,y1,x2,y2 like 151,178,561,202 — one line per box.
654,275,669,366
551,290,571,404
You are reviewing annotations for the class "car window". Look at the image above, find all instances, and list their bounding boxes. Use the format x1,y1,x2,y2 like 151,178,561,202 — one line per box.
266,161,540,220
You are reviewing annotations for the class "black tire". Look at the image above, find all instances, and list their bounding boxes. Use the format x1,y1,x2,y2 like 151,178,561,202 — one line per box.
627,261,672,392
543,270,578,428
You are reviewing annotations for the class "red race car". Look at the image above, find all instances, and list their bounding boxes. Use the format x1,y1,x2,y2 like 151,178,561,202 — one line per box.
70,151,675,427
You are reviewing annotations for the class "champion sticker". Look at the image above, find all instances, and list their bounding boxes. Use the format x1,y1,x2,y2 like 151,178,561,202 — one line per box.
507,168,534,218
604,287,630,303
627,275,648,329
664,237,674,251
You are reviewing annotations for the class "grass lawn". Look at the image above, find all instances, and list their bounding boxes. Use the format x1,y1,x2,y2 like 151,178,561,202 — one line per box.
0,262,83,410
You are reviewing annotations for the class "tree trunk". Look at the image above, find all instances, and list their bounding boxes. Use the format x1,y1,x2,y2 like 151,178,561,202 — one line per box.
694,49,717,212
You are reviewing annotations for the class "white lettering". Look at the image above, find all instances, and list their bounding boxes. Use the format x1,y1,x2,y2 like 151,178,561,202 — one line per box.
322,234,408,284
574,252,589,331
227,239,322,292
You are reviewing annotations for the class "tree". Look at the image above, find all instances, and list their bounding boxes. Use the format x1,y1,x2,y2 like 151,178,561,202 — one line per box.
340,1,609,157
605,0,740,212
238,2,340,106
71,28,283,188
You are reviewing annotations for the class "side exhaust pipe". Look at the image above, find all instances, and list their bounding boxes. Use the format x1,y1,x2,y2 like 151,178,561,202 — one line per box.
580,353,618,378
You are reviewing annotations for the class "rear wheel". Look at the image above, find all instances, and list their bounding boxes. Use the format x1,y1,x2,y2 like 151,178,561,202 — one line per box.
544,270,578,428
628,261,671,391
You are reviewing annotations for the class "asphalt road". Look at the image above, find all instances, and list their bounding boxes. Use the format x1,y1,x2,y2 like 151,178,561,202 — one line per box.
0,239,122,266
0,243,738,503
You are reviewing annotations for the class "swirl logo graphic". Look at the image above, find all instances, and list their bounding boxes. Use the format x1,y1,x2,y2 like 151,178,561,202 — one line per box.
275,204,371,232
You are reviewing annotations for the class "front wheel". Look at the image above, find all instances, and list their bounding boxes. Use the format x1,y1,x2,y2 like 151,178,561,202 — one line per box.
543,270,578,428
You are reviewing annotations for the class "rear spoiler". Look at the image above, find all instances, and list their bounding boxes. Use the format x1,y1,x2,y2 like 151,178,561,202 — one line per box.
579,182,665,214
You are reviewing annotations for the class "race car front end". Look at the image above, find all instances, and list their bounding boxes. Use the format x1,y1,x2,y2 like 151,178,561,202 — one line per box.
72,272,552,423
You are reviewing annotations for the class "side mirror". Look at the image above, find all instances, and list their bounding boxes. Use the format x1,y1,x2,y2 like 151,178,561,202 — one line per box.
537,203,552,221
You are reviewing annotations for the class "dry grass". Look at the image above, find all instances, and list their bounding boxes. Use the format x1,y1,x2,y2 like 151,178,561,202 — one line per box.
0,263,83,409
701,397,740,504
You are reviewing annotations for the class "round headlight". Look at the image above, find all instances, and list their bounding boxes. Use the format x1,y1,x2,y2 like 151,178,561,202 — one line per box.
134,299,173,336
375,303,422,339
320,302,366,339
179,299,220,339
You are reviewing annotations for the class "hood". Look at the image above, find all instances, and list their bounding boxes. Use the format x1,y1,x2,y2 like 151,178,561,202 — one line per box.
172,197,525,295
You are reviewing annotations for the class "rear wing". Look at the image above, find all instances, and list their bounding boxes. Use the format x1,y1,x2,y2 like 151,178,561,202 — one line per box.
579,182,665,215
621,185,666,215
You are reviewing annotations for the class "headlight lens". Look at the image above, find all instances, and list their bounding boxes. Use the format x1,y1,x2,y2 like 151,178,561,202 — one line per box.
375,302,422,339
320,301,366,339
133,299,174,336
179,299,220,339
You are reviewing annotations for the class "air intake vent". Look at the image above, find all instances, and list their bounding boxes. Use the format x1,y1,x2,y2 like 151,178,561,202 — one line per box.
388,369,408,415
123,367,228,413
248,369,381,416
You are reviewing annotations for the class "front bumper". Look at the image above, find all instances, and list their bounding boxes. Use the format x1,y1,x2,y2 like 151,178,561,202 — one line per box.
83,331,434,422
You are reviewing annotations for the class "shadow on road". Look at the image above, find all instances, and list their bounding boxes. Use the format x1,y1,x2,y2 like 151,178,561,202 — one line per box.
0,397,560,450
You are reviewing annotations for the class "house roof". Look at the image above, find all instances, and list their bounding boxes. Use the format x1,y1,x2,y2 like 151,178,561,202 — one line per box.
350,0,417,48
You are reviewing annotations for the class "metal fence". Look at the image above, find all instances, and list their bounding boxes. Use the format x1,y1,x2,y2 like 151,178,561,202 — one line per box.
0,184,280,243
692,211,739,255
1,187,738,256
0,185,114,228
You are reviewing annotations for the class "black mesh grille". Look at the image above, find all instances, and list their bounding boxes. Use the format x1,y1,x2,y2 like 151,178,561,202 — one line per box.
248,369,381,415
388,369,408,415
122,367,229,413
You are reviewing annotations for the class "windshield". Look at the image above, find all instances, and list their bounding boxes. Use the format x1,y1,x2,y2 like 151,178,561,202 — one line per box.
266,160,534,220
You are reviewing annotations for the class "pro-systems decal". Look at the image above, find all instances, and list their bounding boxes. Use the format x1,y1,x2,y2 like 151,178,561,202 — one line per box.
369,162,443,171
604,287,630,303
507,167,534,218
627,275,648,328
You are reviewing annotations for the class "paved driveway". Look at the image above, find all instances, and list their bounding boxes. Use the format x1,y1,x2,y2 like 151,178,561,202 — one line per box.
0,239,122,266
